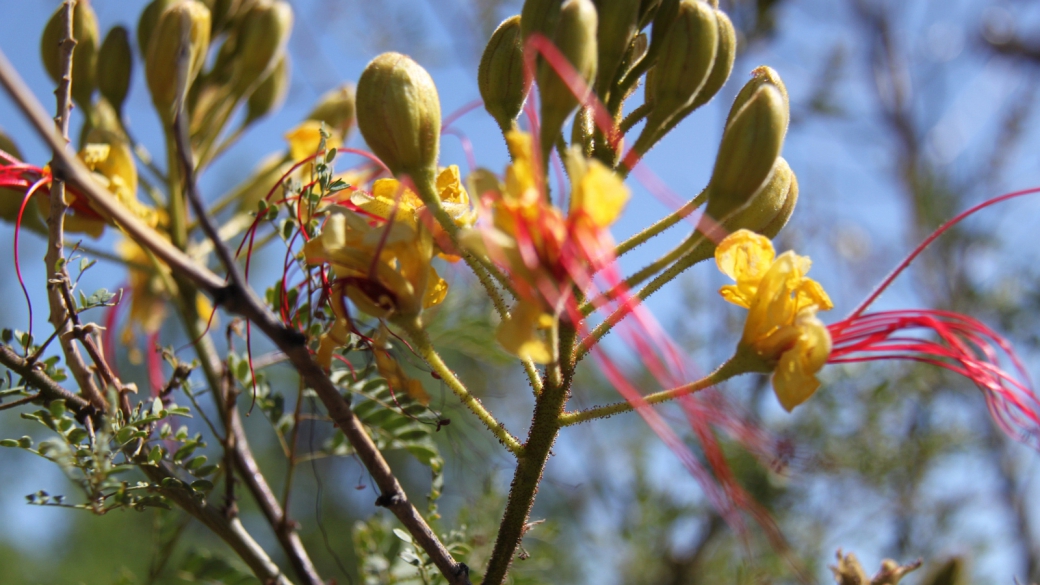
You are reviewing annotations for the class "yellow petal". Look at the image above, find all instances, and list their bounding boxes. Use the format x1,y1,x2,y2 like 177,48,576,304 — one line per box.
570,160,629,227
715,229,775,283
771,310,831,411
496,301,554,364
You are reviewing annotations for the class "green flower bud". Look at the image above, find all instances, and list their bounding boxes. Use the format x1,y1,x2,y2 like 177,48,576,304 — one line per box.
245,55,290,124
79,97,125,146
725,66,789,132
356,52,441,179
617,32,648,102
721,157,797,238
145,1,212,122
686,7,735,111
593,0,640,96
479,15,528,133
307,84,356,141
644,0,717,131
97,26,133,113
41,0,99,109
138,0,177,56
704,82,788,221
231,0,293,97
521,0,563,49
537,0,598,156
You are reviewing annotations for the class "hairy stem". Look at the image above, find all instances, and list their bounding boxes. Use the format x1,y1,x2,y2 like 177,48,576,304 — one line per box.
559,356,745,426
399,318,523,455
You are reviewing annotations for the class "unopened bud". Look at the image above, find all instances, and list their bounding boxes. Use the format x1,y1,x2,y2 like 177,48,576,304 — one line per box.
479,15,528,133
145,1,212,122
246,55,290,124
79,97,125,146
521,0,563,49
704,82,787,221
307,84,356,141
686,8,735,111
721,158,797,239
231,0,293,97
593,0,640,96
725,66,789,132
97,26,133,113
356,53,441,178
644,0,718,131
137,0,177,56
537,0,598,155
41,0,100,109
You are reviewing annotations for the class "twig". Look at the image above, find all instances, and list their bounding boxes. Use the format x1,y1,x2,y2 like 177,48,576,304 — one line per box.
0,344,90,413
0,393,41,412
44,0,105,411
0,44,471,585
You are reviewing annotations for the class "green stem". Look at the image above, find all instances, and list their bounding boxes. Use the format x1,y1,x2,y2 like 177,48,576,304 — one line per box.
614,189,707,258
399,318,523,456
482,321,576,585
575,234,715,363
559,355,746,426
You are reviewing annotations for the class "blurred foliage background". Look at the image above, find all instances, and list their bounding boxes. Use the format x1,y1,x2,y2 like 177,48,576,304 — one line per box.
2,0,1040,584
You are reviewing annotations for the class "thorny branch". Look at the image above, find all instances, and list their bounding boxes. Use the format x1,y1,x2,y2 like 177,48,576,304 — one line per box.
44,0,105,411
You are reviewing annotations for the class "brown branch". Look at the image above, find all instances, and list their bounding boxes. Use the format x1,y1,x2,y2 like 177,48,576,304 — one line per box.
44,0,105,411
0,344,90,413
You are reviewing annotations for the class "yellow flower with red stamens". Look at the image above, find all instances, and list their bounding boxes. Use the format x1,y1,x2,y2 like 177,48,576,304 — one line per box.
463,130,630,363
715,229,833,411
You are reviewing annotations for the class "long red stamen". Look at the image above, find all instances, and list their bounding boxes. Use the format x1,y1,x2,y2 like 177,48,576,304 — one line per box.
14,178,48,349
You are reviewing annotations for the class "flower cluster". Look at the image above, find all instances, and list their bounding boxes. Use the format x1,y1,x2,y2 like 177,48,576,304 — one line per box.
462,130,629,363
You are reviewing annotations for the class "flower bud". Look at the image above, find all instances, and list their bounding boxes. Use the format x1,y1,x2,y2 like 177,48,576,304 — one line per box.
307,84,356,142
703,81,788,222
725,66,789,133
356,52,441,178
593,0,640,96
479,15,528,133
521,0,563,49
721,157,797,238
644,0,718,131
686,7,735,111
230,0,293,97
245,55,290,124
137,0,177,56
78,97,125,146
537,0,598,156
40,0,99,109
97,26,133,113
145,1,212,122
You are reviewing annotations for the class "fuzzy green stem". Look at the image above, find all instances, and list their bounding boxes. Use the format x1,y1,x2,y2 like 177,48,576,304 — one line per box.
614,189,707,258
482,321,576,585
165,132,187,250
400,318,523,456
576,234,715,363
559,355,747,426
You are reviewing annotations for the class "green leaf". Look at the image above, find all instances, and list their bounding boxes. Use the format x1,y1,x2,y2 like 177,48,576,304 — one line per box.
392,528,413,543
185,455,208,471
0,439,18,448
115,426,136,444
48,400,65,418
66,428,87,444
148,445,163,465
190,479,214,492
173,443,197,462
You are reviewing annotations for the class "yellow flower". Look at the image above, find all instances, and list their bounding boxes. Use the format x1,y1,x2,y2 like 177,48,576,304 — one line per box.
303,205,446,322
354,165,475,259
461,130,630,363
715,229,833,411
285,120,341,162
